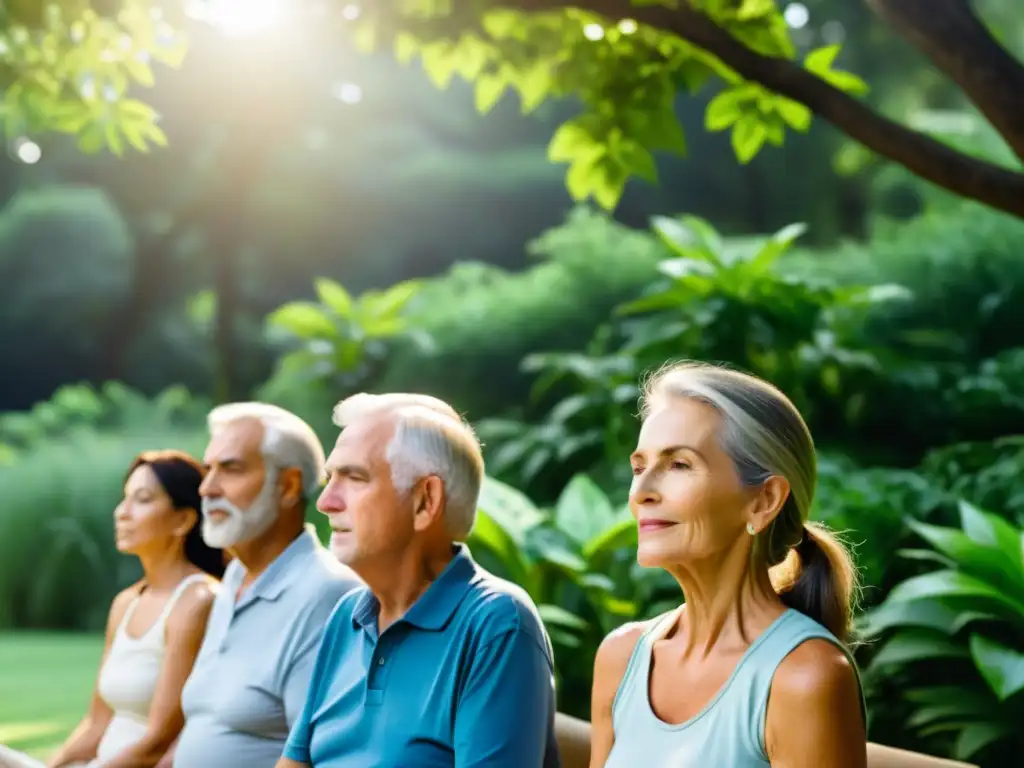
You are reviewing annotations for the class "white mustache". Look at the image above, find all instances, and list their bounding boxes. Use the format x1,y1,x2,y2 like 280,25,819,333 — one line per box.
202,499,242,519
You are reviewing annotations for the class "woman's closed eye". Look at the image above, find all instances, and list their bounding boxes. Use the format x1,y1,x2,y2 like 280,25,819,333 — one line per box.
670,460,691,470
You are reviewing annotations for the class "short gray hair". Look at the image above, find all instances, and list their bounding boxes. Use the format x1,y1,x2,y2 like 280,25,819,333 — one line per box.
208,402,326,501
332,393,484,540
640,362,815,566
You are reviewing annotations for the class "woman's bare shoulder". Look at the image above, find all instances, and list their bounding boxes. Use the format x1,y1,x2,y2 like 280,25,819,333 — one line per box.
166,578,218,633
773,638,859,701
595,612,671,688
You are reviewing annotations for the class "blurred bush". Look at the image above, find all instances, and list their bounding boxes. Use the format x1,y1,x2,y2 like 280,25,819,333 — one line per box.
379,207,668,417
0,186,132,407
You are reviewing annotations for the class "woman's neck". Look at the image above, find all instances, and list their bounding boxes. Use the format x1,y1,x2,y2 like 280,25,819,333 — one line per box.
666,539,785,657
138,546,194,591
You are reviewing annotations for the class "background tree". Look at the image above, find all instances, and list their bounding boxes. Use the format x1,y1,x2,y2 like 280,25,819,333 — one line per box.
2,0,1022,217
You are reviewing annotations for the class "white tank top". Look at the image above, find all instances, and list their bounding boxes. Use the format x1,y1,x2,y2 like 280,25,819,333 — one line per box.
94,573,209,762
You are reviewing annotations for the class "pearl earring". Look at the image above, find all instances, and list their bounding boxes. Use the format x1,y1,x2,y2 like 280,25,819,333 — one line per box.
746,522,757,535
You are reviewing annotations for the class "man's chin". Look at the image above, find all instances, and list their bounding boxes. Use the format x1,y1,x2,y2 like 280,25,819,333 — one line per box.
328,533,356,563
202,523,243,550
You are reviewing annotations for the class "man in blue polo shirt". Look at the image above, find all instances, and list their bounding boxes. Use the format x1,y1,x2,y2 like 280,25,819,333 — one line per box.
276,393,560,768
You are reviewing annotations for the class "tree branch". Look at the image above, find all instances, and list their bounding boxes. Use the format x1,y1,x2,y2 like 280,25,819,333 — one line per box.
498,0,1024,219
867,0,1024,164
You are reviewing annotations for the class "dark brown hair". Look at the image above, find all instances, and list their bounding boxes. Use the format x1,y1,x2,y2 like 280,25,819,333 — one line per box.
127,449,225,579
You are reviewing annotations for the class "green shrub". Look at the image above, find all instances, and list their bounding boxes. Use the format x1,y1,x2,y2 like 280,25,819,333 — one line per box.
792,201,1024,363
0,382,207,455
476,214,906,500
379,207,668,417
860,502,1024,765
0,186,133,407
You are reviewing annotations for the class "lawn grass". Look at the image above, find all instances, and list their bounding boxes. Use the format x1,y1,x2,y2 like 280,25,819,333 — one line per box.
0,632,103,758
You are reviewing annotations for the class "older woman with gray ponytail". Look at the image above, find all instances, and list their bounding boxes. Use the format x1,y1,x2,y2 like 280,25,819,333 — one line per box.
589,361,866,768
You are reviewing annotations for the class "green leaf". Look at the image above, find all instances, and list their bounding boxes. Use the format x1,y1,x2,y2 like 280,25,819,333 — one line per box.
104,123,124,156
554,474,616,545
472,71,504,113
737,0,776,21
958,500,1023,568
617,140,657,184
76,123,105,154
775,97,811,131
538,603,589,632
357,279,422,322
906,518,1024,602
477,476,546,545
731,115,767,163
804,45,869,96
651,215,723,266
870,630,969,668
266,301,336,338
468,508,532,587
420,40,460,89
705,88,747,131
859,599,986,638
805,45,841,76
582,517,637,561
140,121,168,147
482,9,526,41
564,150,601,202
748,222,807,272
513,60,553,114
548,120,597,163
822,69,870,96
121,119,149,152
314,278,354,319
886,569,1024,623
452,35,490,81
636,103,687,154
954,722,1009,761
969,634,1024,700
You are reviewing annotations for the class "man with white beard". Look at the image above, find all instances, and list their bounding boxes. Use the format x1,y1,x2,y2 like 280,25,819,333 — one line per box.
162,403,360,768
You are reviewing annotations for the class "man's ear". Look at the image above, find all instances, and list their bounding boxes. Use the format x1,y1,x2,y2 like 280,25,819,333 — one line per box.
279,467,305,510
412,475,446,532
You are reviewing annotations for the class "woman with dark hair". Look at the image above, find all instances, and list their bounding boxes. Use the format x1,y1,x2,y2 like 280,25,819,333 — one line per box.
0,450,223,768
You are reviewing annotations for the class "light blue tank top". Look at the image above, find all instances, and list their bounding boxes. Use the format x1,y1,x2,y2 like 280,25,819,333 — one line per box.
604,608,863,767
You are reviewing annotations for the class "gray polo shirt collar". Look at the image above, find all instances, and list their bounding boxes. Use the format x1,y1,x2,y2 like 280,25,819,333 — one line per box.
351,544,475,635
228,525,319,606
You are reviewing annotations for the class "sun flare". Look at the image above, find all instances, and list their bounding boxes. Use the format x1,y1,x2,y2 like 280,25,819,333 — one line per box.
186,0,287,37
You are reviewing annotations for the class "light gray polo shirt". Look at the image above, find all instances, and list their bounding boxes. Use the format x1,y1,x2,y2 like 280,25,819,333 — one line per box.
174,527,360,768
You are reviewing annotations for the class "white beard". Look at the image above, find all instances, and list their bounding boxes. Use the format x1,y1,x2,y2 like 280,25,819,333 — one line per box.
201,468,280,549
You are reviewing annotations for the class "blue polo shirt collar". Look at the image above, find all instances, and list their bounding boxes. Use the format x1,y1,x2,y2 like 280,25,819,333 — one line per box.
233,524,319,603
352,544,476,633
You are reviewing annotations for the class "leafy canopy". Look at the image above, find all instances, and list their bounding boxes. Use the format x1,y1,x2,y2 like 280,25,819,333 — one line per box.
0,0,185,154
0,0,866,208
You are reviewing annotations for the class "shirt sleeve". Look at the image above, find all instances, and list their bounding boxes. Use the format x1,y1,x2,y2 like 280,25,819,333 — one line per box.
281,638,323,763
283,637,320,727
454,627,556,768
